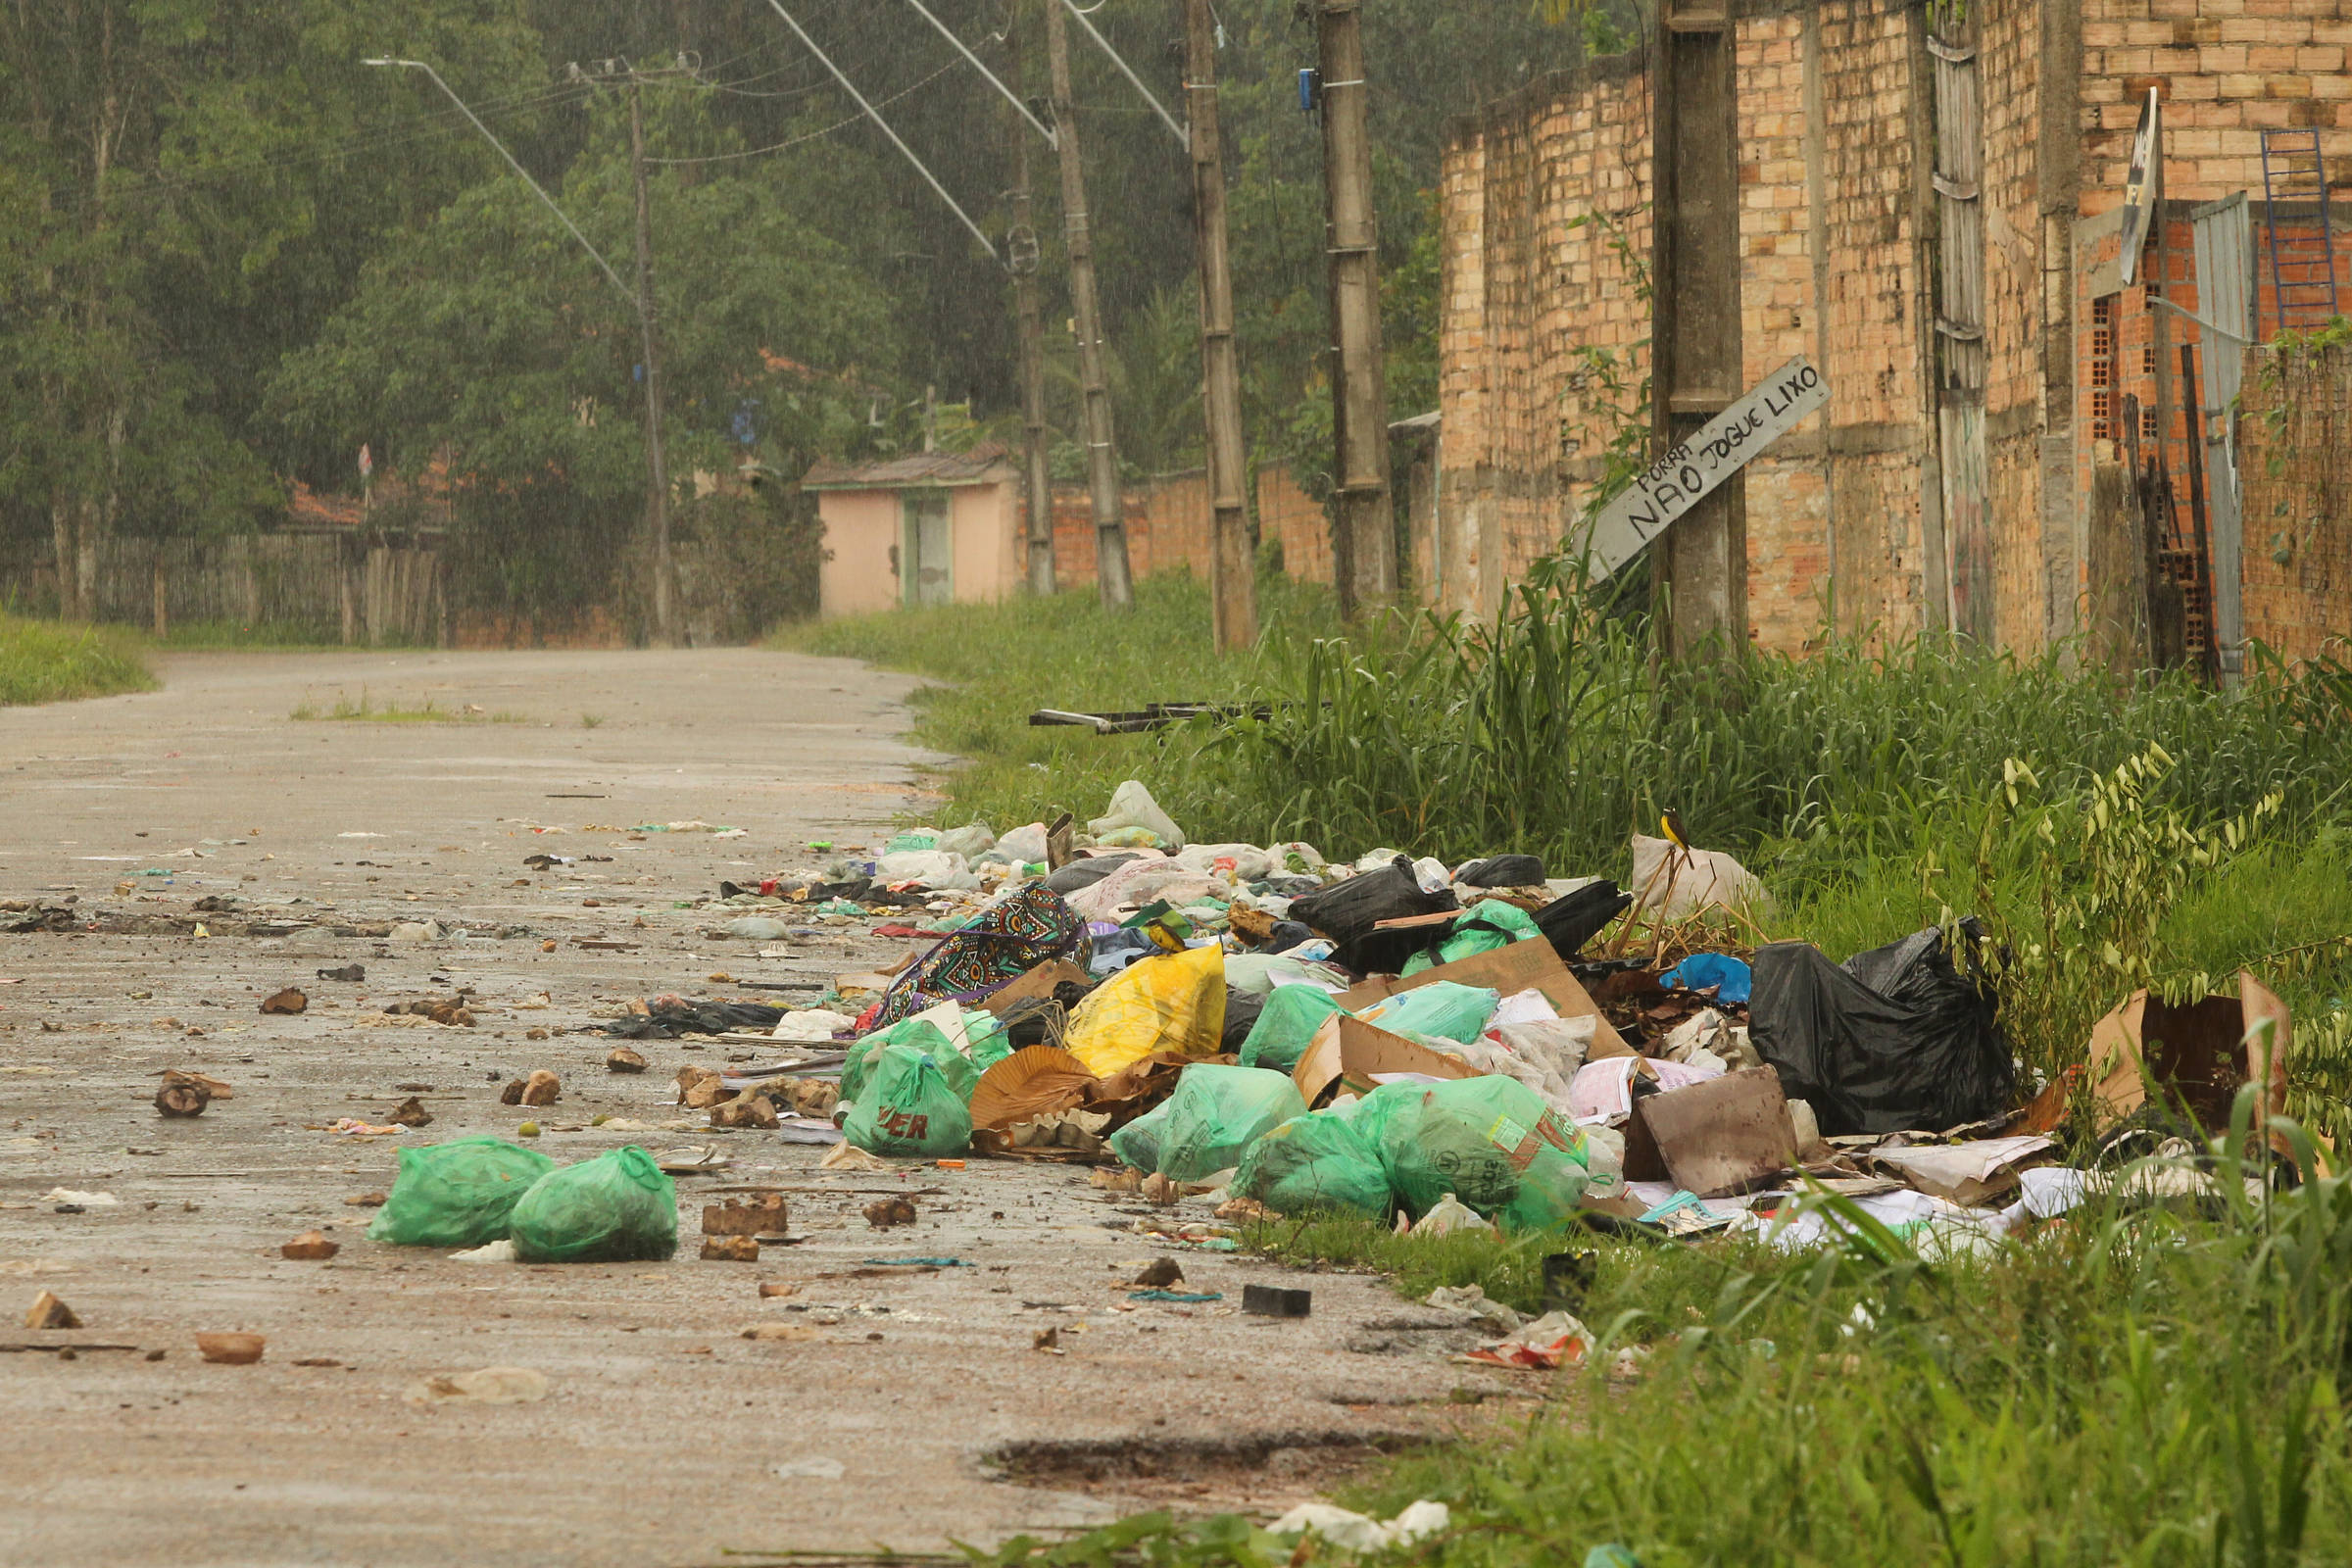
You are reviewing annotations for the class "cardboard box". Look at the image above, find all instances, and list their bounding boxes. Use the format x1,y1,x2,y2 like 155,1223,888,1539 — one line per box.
1337,938,1633,1057
1292,1013,1484,1106
2088,971,2289,1138
1630,1066,1795,1199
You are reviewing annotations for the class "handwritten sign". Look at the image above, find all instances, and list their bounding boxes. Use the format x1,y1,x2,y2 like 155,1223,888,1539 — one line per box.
1571,356,1830,579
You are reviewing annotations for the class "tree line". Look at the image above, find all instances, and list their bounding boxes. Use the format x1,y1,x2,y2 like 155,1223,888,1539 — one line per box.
0,0,1609,627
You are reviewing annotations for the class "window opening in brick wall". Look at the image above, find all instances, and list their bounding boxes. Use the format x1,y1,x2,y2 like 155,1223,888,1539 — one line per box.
2142,403,2160,443
2090,295,2116,443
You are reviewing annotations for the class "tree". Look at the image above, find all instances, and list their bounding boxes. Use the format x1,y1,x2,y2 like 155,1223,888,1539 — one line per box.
268,86,909,627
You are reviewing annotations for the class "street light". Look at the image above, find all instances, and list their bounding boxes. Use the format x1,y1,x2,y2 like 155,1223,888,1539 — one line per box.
362,57,636,308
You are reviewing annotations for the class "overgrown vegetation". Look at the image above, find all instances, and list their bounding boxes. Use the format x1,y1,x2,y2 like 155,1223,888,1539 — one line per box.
0,613,156,706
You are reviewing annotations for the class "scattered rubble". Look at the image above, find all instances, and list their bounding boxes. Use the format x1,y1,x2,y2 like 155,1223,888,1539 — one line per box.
25,1292,79,1330
863,1197,918,1229
197,1332,266,1365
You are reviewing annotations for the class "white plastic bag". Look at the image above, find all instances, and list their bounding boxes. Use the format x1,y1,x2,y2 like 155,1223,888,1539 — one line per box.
1087,780,1186,851
990,821,1050,865
1410,1191,1495,1237
1629,833,1767,918
874,849,968,886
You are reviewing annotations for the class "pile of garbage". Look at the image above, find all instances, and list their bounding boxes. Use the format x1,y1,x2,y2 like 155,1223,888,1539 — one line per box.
601,781,2304,1258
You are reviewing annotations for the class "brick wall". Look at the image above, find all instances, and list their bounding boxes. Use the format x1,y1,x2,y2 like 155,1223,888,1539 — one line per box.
1438,0,2352,660
2081,0,2352,209
1256,464,1333,585
1439,0,1933,652
1044,488,1152,591
2237,337,2352,661
1034,465,1331,592
1138,469,1212,580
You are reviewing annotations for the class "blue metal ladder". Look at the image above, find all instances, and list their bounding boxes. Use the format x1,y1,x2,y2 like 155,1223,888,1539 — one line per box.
2259,129,2340,336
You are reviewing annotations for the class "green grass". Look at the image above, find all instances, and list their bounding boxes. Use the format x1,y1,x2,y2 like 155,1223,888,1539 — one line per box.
0,613,158,706
775,572,1340,836
289,689,526,723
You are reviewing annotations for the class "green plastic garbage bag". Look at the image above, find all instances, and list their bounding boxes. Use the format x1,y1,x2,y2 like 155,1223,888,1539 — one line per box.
964,1013,1012,1075
367,1137,556,1249
1240,984,1347,1072
1153,1063,1307,1182
1108,1098,1173,1172
843,1043,972,1156
1233,1111,1392,1218
843,1017,956,1106
508,1146,678,1263
1355,981,1501,1045
1364,1076,1590,1232
1401,900,1545,976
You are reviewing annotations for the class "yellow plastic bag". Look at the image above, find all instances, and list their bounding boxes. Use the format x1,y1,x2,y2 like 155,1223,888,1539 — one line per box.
1064,943,1226,1076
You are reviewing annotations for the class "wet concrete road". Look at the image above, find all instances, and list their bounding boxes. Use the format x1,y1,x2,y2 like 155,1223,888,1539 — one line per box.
0,651,1504,1568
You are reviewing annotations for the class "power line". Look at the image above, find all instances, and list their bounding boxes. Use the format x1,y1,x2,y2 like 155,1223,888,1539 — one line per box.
898,0,1055,146
759,0,999,264
644,60,959,166
1056,0,1185,145
365,59,635,308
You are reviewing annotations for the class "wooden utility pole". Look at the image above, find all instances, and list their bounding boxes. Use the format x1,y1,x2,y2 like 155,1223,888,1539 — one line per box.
1184,0,1257,651
1006,8,1055,596
1045,0,1135,610
626,78,679,646
1650,0,1747,658
1315,0,1394,621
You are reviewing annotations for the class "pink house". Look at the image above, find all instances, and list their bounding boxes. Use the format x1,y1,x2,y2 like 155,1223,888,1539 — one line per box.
801,444,1022,617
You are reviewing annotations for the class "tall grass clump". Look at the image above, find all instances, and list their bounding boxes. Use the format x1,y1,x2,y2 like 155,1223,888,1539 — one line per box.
1185,560,2352,875
0,612,157,706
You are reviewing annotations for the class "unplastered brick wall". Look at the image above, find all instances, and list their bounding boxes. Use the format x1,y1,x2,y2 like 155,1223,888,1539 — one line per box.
2080,0,2352,208
2237,338,2352,662
1812,0,1932,642
1439,52,1651,621
1045,487,1152,591
1438,0,1937,651
1978,0,2067,652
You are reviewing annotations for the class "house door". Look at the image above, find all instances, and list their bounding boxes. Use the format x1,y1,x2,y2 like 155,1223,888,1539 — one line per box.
902,493,952,607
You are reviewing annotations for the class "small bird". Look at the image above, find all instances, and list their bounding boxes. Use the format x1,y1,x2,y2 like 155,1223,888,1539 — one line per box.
1660,808,1690,851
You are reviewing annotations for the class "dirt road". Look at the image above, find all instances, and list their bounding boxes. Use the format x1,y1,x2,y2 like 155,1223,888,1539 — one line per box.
1,650,1499,1568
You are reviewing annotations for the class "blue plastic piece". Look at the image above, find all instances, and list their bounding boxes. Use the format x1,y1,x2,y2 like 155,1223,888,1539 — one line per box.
1660,952,1752,1005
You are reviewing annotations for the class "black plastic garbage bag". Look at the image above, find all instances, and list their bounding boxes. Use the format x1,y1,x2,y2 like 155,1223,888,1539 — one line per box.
1533,880,1633,959
1262,920,1316,954
1044,854,1142,896
605,998,788,1040
1219,988,1266,1054
1458,854,1544,887
1747,921,2012,1136
1290,857,1457,974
